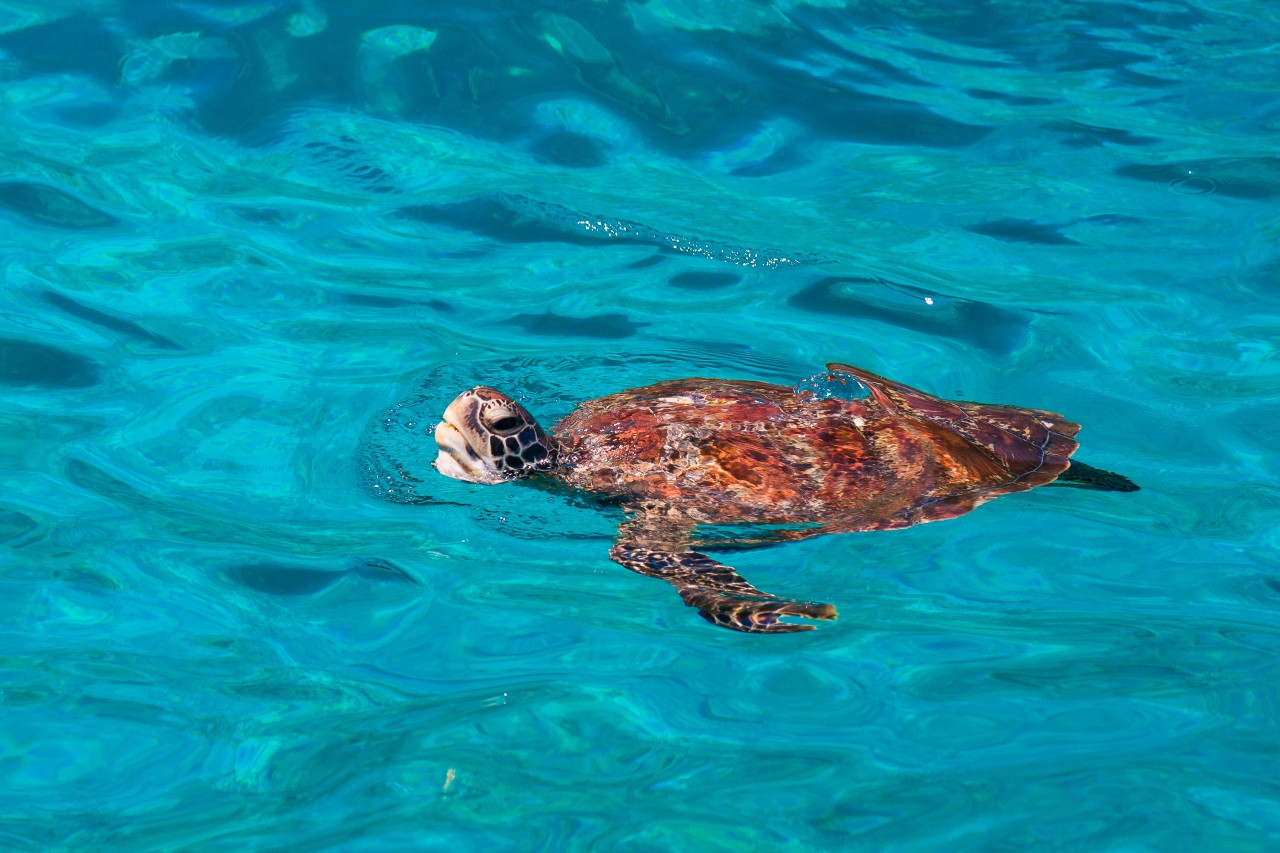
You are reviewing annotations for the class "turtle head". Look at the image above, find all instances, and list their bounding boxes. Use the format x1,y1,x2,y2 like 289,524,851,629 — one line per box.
433,386,555,484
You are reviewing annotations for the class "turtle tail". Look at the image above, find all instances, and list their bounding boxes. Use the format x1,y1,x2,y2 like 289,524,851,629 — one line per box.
1053,460,1140,492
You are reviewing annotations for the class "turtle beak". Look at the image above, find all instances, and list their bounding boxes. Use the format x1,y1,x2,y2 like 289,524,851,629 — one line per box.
434,420,483,482
433,416,506,484
433,421,479,482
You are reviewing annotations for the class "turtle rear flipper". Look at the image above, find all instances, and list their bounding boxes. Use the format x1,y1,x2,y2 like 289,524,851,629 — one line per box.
609,542,837,634
826,361,1081,489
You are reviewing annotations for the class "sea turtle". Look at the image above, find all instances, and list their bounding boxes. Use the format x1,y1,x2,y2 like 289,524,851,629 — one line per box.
432,363,1136,633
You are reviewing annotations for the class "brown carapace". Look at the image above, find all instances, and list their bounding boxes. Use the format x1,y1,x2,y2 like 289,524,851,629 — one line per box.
434,362,1136,634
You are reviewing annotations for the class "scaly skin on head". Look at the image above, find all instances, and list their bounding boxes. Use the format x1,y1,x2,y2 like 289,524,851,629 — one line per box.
433,387,556,484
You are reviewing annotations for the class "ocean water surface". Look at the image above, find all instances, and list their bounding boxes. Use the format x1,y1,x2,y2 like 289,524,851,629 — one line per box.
2,0,1279,849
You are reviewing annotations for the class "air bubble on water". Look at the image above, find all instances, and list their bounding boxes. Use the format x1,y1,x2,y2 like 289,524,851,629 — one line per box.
1170,175,1216,196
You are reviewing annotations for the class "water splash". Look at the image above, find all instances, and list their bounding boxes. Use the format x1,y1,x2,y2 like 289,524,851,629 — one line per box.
793,370,871,402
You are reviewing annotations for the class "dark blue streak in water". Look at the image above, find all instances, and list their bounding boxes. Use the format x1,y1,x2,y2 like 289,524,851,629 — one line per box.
788,278,1031,355
0,338,100,388
398,194,828,267
41,291,183,351
2,1,1280,850
0,182,117,229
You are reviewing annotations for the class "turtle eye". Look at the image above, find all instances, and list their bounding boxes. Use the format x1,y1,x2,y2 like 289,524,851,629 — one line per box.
486,413,522,434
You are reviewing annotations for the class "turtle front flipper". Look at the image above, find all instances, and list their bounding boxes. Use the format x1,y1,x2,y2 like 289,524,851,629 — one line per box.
608,540,837,634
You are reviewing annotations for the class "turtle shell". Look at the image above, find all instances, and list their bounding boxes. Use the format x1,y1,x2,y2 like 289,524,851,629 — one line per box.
550,363,1080,532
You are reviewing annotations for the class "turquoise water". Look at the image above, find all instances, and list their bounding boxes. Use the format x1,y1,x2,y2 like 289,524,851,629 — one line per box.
2,0,1279,848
